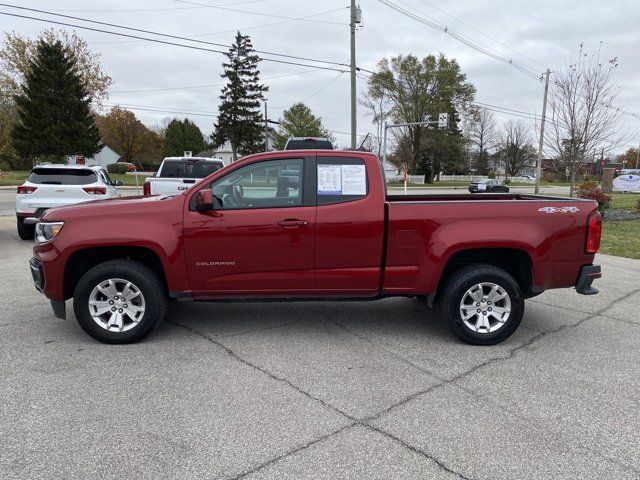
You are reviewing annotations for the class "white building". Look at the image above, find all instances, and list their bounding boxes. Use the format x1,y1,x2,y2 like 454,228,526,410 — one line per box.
68,145,121,168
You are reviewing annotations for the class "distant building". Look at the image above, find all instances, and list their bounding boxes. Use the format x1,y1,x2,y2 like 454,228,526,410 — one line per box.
197,129,279,165
68,145,121,168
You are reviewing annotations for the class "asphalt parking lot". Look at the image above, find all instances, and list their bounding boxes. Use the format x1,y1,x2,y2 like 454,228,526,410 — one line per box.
1,214,639,479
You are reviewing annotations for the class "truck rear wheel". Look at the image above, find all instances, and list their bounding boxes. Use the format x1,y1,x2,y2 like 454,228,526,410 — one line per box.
441,264,524,345
72,260,167,344
17,218,34,240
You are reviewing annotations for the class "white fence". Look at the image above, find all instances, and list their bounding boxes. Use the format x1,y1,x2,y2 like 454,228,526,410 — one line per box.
386,174,426,184
438,174,535,183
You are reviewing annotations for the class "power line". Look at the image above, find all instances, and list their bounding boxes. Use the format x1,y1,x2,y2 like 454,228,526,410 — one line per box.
0,10,348,73
414,0,549,70
375,0,542,81
88,7,348,45
44,0,268,13
0,4,350,69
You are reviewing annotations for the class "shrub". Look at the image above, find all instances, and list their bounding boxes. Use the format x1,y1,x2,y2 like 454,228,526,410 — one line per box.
107,163,130,174
503,178,511,185
0,160,10,172
577,188,612,215
488,171,496,179
576,180,599,194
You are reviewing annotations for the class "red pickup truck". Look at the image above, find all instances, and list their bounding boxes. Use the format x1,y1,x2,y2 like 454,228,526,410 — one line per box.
29,150,602,345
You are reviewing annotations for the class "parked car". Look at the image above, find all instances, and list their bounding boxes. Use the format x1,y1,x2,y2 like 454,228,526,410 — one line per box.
16,164,121,240
468,179,510,193
119,162,137,172
143,157,224,196
29,150,602,346
284,137,334,150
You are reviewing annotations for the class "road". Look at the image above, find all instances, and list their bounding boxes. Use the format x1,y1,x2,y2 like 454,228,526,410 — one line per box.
0,185,571,217
0,215,638,479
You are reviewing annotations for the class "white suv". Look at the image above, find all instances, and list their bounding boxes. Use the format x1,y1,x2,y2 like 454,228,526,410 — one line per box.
16,164,121,240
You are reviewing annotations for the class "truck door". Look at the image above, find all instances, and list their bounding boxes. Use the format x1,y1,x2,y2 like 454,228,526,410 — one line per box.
313,155,386,295
183,156,316,296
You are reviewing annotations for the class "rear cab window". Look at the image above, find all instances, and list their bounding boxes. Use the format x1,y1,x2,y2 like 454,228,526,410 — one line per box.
159,160,223,178
285,139,334,150
316,156,368,205
27,168,97,185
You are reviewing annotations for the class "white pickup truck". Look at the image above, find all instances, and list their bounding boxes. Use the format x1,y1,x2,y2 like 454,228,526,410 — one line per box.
143,157,225,196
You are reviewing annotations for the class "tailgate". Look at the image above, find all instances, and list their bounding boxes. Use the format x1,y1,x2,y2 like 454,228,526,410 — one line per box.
149,178,199,195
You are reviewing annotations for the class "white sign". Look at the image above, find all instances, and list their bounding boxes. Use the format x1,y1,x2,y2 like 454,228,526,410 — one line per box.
613,174,640,192
438,113,449,128
317,164,342,195
477,183,486,191
341,164,367,195
317,164,367,195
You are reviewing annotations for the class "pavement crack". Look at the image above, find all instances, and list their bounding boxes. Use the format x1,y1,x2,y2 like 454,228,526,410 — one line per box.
362,423,474,480
229,423,358,479
166,319,357,422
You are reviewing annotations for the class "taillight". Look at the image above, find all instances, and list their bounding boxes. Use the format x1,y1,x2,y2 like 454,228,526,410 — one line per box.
83,186,107,195
143,181,151,196
17,186,37,194
585,212,602,254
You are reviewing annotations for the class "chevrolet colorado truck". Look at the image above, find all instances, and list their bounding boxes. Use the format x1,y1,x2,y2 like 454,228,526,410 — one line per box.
29,150,602,345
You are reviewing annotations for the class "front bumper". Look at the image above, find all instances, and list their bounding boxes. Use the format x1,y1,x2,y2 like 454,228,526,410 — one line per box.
576,264,601,295
29,257,66,319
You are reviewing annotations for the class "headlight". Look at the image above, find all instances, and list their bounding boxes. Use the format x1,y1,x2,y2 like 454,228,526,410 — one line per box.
35,222,64,244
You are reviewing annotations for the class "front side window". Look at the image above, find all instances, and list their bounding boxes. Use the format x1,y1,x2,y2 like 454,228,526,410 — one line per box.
207,158,303,210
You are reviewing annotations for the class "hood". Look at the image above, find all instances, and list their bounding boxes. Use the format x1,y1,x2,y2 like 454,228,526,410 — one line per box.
40,194,184,222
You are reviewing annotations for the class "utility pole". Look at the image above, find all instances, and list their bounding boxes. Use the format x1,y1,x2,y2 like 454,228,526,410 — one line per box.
535,68,551,194
264,101,268,151
350,0,357,148
635,142,639,170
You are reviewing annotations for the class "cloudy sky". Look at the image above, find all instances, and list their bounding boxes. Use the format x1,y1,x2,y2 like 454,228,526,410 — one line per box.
2,0,639,152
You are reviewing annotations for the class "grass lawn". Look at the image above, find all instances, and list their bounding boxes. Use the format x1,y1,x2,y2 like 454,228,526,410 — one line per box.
600,219,640,259
609,193,640,210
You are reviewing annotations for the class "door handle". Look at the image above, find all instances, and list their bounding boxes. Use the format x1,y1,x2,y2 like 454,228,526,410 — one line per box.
277,219,308,229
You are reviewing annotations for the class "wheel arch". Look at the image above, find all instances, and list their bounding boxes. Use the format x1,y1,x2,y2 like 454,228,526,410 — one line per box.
433,247,535,305
63,246,168,300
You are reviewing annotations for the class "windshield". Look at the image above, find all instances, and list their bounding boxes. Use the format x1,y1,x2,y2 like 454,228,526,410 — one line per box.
159,160,223,178
27,168,97,185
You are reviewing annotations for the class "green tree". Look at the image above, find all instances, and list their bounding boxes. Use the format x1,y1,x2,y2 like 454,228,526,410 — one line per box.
162,118,205,157
214,32,267,162
274,102,333,149
367,53,475,181
12,39,101,162
1,29,112,107
97,106,152,163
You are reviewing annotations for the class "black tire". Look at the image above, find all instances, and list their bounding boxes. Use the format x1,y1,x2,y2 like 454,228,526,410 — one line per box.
441,264,524,345
17,217,34,240
72,259,167,344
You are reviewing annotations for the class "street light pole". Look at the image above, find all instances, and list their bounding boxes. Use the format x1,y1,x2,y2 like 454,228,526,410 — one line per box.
535,69,550,194
350,0,357,149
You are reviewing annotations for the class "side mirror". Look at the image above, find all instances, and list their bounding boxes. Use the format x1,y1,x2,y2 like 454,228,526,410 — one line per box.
113,180,123,187
195,189,214,212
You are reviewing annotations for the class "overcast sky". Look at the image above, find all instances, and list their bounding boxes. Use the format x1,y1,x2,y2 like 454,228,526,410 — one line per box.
3,0,639,152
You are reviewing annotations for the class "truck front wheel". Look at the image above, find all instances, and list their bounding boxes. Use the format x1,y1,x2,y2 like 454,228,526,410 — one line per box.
441,264,524,345
72,260,167,344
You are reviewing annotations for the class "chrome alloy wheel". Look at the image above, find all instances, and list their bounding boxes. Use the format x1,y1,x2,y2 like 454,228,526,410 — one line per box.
88,278,146,333
459,282,511,334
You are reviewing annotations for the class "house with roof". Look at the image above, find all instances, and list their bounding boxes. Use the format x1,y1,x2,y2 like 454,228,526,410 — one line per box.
67,144,121,168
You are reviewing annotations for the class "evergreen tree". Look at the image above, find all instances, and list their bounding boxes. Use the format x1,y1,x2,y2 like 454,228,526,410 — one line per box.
274,102,334,149
162,118,205,157
214,32,267,162
12,39,101,161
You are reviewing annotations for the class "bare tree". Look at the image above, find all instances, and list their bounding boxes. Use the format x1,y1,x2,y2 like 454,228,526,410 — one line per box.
466,108,498,174
547,45,623,196
500,120,535,177
360,91,392,157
